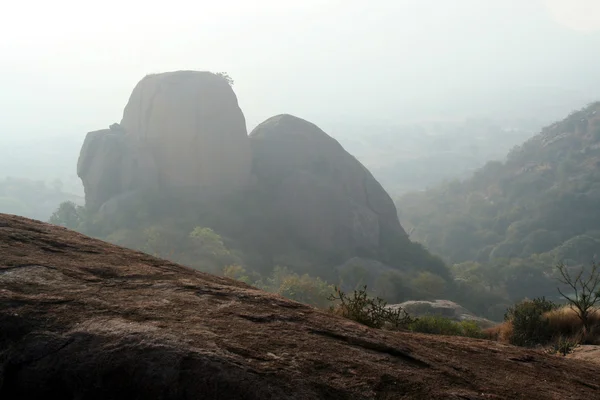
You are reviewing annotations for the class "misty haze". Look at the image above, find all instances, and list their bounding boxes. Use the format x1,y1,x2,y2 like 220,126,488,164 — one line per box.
2,1,600,399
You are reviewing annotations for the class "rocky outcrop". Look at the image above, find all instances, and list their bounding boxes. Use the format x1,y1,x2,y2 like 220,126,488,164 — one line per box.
120,71,252,191
78,71,252,211
2,213,600,400
77,124,158,211
76,72,438,275
388,300,496,328
249,114,409,262
567,345,600,365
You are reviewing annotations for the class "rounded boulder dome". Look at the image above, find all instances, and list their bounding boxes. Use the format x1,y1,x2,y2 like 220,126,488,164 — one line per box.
120,71,252,192
249,114,409,263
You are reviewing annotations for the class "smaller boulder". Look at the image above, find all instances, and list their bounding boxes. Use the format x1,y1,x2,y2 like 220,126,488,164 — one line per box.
249,114,409,266
77,126,158,211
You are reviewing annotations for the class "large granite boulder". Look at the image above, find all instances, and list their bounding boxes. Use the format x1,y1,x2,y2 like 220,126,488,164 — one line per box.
249,114,409,263
120,71,252,191
77,124,158,211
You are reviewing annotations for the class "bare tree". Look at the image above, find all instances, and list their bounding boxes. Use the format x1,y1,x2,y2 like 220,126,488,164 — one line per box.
556,262,600,334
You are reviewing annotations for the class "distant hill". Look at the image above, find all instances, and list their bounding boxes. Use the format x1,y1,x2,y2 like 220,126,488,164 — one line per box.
397,102,600,268
331,118,537,196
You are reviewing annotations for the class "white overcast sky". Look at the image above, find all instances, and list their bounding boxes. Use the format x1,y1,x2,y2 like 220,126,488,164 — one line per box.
1,0,600,139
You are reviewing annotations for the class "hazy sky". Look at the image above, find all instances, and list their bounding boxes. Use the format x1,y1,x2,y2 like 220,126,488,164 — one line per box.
1,0,600,140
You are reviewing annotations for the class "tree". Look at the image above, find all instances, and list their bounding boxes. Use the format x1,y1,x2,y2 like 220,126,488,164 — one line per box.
278,273,334,309
253,266,335,308
48,201,84,229
223,264,252,284
189,226,239,272
410,271,447,299
556,262,600,334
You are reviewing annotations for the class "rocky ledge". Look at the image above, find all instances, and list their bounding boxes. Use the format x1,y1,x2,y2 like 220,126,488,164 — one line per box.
1,214,599,399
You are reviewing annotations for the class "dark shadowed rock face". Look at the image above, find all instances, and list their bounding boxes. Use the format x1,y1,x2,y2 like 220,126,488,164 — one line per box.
77,125,158,211
2,214,600,400
249,114,408,262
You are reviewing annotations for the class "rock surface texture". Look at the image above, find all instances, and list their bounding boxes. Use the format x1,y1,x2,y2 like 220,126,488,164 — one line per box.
1,213,599,400
249,114,408,261
120,71,252,191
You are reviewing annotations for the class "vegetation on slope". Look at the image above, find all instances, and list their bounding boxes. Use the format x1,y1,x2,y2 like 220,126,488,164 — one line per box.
397,102,600,307
47,188,460,310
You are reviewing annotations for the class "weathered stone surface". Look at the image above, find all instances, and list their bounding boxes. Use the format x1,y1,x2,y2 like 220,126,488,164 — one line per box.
77,126,158,211
1,213,600,399
120,71,252,192
567,345,600,365
249,114,408,262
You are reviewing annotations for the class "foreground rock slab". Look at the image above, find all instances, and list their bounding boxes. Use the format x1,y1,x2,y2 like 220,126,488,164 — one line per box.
1,214,599,399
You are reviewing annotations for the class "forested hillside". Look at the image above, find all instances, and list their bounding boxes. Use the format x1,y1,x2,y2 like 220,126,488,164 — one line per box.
397,102,600,302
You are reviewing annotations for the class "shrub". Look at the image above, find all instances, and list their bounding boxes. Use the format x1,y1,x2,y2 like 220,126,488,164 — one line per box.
460,320,487,338
408,316,485,338
410,271,447,299
548,336,579,356
483,321,513,342
223,265,253,284
255,266,335,309
503,297,557,346
408,315,461,335
328,286,414,330
278,273,334,309
49,201,85,229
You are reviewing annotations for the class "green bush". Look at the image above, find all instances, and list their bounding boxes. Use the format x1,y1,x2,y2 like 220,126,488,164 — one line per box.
504,297,557,346
223,265,253,285
408,315,462,335
408,315,485,338
48,201,85,230
278,273,334,309
460,320,487,338
254,266,335,309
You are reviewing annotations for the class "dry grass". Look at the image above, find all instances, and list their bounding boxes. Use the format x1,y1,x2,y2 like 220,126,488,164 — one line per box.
485,306,600,345
483,321,513,342
544,306,600,344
